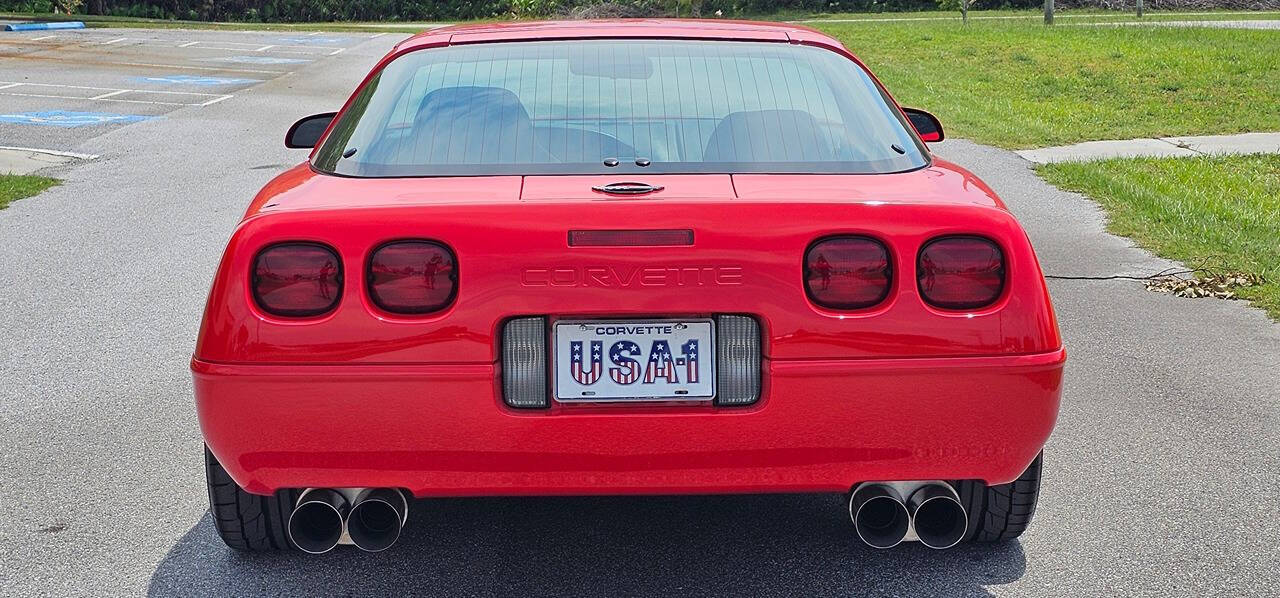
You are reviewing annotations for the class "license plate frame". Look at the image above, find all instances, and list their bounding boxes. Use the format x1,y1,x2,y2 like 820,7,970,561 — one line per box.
552,318,716,403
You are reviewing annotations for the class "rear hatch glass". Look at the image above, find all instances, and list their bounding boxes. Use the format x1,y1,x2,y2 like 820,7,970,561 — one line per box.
314,39,927,177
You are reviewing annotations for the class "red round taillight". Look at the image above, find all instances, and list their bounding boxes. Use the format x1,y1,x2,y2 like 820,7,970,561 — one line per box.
252,243,342,317
917,236,1005,310
367,240,456,314
804,236,892,309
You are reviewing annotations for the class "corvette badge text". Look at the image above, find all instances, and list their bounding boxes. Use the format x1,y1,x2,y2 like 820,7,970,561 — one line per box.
522,265,743,288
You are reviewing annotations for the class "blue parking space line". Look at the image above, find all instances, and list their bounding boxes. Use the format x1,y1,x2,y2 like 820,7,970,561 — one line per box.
4,21,86,31
131,75,262,87
0,110,152,128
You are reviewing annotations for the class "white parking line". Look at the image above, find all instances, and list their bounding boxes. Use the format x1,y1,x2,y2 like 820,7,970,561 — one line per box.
329,48,344,56
200,95,233,107
0,91,194,106
90,89,129,100
166,39,343,51
135,43,329,55
1,81,223,95
0,81,233,107
198,46,326,55
0,51,291,74
3,36,345,53
116,61,287,75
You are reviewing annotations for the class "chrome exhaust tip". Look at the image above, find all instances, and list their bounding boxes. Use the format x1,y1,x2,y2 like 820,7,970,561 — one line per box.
907,483,968,550
287,488,349,554
347,489,408,553
849,483,910,549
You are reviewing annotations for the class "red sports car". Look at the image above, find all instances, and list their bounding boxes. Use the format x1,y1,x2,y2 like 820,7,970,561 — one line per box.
194,20,1064,554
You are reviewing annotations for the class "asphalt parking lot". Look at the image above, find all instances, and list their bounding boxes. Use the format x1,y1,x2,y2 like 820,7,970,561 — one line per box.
0,26,379,148
1,25,1278,597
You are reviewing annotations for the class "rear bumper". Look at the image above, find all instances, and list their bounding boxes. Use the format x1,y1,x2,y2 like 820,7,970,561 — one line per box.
194,349,1065,497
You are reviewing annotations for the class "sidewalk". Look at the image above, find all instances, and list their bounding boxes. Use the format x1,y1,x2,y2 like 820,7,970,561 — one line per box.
1067,19,1280,30
0,146,96,175
1015,132,1280,164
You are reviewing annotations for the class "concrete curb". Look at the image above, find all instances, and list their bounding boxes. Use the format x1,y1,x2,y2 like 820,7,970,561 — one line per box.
1015,132,1280,164
0,146,96,175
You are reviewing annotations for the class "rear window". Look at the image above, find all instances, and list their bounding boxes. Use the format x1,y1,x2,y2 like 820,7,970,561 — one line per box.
314,40,927,177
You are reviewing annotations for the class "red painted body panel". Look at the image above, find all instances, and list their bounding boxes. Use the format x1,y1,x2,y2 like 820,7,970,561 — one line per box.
195,20,1065,496
198,170,1058,364
195,349,1063,496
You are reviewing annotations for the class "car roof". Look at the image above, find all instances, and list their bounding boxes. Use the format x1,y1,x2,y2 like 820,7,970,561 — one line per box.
395,19,846,52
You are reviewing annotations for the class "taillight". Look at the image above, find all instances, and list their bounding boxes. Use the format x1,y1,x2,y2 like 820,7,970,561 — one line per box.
804,236,892,309
252,243,342,317
917,236,1005,310
367,240,456,314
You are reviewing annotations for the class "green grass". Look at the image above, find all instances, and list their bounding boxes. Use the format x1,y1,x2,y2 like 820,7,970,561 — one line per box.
812,20,1280,148
1037,154,1280,319
0,174,59,210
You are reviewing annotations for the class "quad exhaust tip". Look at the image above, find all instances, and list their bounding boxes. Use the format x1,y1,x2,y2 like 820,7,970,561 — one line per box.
907,483,968,550
347,488,409,553
849,481,968,550
287,488,409,553
848,483,910,549
287,488,349,554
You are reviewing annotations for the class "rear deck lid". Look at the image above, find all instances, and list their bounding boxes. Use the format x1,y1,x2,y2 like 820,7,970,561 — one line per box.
520,175,736,201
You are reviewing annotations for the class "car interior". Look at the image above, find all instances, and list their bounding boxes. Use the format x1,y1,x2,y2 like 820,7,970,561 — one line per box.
366,85,845,167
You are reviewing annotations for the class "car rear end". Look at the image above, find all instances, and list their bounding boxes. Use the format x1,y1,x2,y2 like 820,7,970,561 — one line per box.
195,175,1063,490
193,27,1064,552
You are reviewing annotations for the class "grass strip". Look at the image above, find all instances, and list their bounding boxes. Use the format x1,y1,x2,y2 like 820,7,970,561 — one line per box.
1037,154,1280,319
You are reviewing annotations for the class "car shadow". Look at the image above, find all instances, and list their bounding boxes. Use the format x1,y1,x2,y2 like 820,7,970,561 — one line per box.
147,494,1026,596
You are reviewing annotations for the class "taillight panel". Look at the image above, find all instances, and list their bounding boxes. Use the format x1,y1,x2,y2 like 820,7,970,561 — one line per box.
804,236,893,310
251,242,343,317
367,240,457,315
917,236,1006,310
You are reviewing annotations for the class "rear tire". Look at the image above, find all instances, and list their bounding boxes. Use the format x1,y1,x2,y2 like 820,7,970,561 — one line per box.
204,446,296,551
960,452,1043,542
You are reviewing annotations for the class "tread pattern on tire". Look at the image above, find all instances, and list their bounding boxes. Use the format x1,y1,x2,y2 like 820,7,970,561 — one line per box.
960,451,1043,542
204,447,295,551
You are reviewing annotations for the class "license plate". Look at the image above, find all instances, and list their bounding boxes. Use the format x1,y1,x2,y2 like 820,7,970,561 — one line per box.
554,319,716,402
